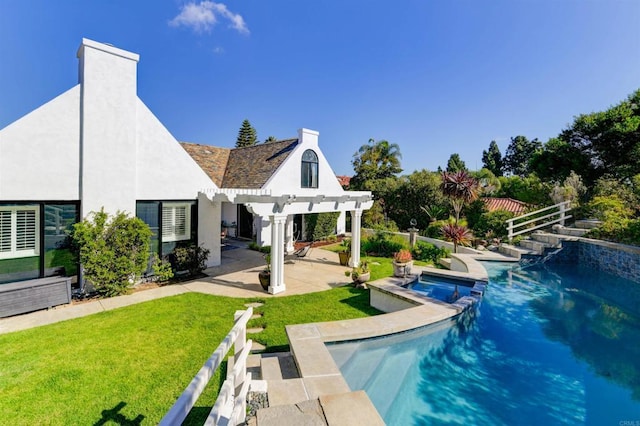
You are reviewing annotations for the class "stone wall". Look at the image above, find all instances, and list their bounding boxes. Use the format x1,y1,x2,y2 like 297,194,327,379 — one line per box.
549,239,640,283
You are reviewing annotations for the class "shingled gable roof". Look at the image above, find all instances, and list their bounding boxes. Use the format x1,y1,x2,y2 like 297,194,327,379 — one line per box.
180,142,231,187
180,138,299,189
222,138,298,188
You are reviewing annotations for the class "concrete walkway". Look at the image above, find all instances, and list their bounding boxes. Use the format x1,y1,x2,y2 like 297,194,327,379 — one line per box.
0,241,352,335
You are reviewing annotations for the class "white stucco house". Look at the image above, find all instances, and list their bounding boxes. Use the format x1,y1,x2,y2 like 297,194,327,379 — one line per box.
0,38,372,294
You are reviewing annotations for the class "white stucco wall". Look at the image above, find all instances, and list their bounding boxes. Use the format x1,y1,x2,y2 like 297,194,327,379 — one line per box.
198,194,221,267
135,100,216,200
79,39,140,217
262,129,345,196
0,86,81,201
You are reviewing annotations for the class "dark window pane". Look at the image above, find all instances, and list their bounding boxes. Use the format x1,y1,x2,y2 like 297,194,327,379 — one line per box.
0,257,39,284
301,149,319,188
44,204,79,279
136,202,160,256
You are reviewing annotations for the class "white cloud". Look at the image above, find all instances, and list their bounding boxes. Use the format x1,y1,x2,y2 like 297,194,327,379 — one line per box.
169,1,249,35
212,46,225,54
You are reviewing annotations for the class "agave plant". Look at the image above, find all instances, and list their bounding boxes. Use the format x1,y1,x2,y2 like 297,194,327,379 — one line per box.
441,223,472,253
440,171,480,224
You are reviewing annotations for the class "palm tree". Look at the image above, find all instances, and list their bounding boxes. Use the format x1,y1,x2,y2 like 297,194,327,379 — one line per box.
351,138,402,188
440,171,479,224
441,223,472,254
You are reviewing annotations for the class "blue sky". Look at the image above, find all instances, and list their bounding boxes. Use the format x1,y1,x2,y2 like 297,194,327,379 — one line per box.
0,1,638,176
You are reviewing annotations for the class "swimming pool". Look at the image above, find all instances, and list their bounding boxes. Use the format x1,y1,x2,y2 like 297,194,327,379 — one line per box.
408,274,476,302
327,262,640,425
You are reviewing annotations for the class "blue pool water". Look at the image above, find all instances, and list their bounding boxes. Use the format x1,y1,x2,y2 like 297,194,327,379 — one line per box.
409,274,474,302
328,262,640,425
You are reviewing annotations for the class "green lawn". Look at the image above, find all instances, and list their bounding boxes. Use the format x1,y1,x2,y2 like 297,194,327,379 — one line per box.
0,287,380,425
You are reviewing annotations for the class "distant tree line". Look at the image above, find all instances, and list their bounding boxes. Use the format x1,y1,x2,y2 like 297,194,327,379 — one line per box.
349,88,640,246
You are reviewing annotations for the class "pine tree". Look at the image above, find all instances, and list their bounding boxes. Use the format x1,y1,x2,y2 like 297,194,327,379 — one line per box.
235,119,257,147
481,140,503,176
446,153,467,172
264,136,278,143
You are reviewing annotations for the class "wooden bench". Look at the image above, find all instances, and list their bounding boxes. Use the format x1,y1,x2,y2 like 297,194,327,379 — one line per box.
0,275,72,318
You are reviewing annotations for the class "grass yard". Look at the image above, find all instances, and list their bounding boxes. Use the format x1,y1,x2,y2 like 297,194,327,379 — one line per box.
0,287,380,425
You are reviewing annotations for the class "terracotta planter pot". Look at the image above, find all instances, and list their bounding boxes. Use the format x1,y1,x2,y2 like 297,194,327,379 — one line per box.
392,261,413,277
258,270,270,291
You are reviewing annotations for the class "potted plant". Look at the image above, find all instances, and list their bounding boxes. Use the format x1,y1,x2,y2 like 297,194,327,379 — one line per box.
258,254,271,291
392,249,413,277
345,259,370,288
337,238,351,266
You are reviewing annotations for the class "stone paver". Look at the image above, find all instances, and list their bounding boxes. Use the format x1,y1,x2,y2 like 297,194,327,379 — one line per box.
320,391,384,426
265,378,309,406
250,341,266,353
256,399,326,426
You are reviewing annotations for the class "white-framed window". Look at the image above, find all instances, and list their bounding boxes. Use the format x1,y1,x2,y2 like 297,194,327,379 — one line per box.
0,205,40,260
162,203,191,242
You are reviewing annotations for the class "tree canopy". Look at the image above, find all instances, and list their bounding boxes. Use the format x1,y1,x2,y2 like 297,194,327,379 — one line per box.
235,119,258,148
558,89,640,183
503,136,542,176
350,138,402,190
482,140,503,177
446,153,467,172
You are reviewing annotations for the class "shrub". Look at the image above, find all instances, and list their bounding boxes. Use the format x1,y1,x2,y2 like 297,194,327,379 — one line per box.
305,212,340,241
582,194,640,246
361,232,409,257
464,199,488,230
72,209,152,297
622,219,640,245
151,255,174,282
473,210,515,239
411,241,449,263
172,244,210,277
422,220,447,238
248,242,271,253
421,217,468,239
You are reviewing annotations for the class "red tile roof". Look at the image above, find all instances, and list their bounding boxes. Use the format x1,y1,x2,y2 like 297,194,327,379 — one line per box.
482,197,529,215
336,175,351,189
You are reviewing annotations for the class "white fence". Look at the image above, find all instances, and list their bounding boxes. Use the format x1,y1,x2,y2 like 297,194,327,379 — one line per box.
160,308,253,426
506,200,572,242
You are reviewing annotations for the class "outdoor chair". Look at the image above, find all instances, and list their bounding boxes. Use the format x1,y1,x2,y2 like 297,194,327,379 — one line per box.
285,243,312,264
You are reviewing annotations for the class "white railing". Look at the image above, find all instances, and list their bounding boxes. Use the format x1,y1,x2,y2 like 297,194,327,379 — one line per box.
160,308,253,426
506,200,572,242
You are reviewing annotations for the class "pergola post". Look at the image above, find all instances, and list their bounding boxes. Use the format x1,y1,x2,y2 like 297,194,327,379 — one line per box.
349,209,362,267
285,215,295,254
269,215,287,294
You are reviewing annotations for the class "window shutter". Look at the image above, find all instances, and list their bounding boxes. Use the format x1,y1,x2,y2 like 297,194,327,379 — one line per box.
162,207,173,238
0,211,11,253
16,210,37,251
161,203,191,242
174,206,187,237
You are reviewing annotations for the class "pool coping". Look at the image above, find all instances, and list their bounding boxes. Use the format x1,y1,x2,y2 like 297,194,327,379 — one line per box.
284,262,482,423
282,253,499,423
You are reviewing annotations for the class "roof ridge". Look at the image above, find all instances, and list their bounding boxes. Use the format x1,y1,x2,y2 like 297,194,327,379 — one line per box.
230,138,298,151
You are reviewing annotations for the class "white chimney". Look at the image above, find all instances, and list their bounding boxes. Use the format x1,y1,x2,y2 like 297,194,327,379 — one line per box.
76,38,140,217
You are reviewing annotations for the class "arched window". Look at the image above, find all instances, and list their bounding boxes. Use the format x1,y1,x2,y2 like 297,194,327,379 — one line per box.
301,149,318,188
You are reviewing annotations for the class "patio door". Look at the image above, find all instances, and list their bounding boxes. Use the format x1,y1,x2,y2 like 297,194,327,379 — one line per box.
237,204,253,239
